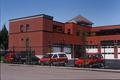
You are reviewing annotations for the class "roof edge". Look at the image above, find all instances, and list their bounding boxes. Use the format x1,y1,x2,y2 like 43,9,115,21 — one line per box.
9,14,53,22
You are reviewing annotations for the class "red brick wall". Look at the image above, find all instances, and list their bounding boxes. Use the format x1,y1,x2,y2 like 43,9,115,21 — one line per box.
9,17,44,33
9,15,120,58
9,17,44,55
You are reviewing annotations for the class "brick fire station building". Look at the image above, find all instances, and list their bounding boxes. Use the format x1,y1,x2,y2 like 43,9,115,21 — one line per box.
9,14,120,59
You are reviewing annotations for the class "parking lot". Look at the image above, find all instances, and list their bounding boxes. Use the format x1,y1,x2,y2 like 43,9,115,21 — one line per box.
1,63,120,80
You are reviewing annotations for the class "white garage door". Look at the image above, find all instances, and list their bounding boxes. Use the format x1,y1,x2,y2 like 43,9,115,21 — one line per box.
86,48,98,53
52,47,61,52
63,47,71,54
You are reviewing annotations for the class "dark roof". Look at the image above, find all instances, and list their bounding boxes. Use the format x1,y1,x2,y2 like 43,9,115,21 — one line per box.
92,25,120,31
9,14,53,21
94,24,120,28
67,15,93,24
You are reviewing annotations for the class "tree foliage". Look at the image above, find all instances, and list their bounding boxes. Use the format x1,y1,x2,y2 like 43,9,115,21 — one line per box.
0,25,8,50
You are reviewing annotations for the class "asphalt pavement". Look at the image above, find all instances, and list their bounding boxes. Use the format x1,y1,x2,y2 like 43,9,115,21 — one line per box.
1,63,120,80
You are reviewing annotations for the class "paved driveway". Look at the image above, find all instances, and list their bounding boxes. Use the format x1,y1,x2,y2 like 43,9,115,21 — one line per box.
1,63,120,80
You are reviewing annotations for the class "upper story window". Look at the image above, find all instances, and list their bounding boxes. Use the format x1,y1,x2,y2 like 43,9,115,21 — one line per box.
76,31,80,36
101,40,115,46
91,32,96,36
87,32,91,36
53,26,57,32
26,24,30,31
77,22,92,27
53,25,63,33
67,29,71,34
20,25,24,32
20,24,30,32
91,29,120,36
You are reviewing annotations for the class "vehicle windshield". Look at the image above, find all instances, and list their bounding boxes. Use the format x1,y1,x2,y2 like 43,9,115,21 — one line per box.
43,54,52,58
95,54,103,58
88,54,103,59
58,54,66,57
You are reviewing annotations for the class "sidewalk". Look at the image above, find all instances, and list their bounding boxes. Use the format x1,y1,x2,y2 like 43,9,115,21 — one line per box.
1,63,120,73
20,63,120,73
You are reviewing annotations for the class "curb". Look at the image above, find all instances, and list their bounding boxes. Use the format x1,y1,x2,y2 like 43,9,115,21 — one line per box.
55,66,120,73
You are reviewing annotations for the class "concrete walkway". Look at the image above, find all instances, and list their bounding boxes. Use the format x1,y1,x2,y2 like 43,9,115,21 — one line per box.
2,63,120,73
2,63,120,80
1,63,120,73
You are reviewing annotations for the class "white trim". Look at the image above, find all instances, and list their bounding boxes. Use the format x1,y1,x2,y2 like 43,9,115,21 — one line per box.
9,16,43,22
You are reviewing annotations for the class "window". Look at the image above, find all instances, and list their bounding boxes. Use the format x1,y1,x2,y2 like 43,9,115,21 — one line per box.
58,29,63,32
94,29,120,36
53,25,63,33
101,40,115,46
58,54,66,58
53,54,57,58
20,24,30,32
26,24,30,31
88,32,91,36
77,22,91,27
43,54,52,58
76,31,80,36
20,25,24,32
91,32,96,36
67,29,71,34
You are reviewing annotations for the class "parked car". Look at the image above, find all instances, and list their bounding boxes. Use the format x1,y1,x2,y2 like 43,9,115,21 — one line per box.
92,54,104,67
3,53,40,64
75,54,104,68
39,52,68,66
3,53,15,63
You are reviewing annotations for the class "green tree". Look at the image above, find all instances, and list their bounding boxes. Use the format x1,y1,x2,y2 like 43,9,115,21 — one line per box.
0,30,2,48
0,25,8,50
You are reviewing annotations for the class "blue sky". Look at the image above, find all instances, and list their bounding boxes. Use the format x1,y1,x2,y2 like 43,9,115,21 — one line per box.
1,0,120,30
